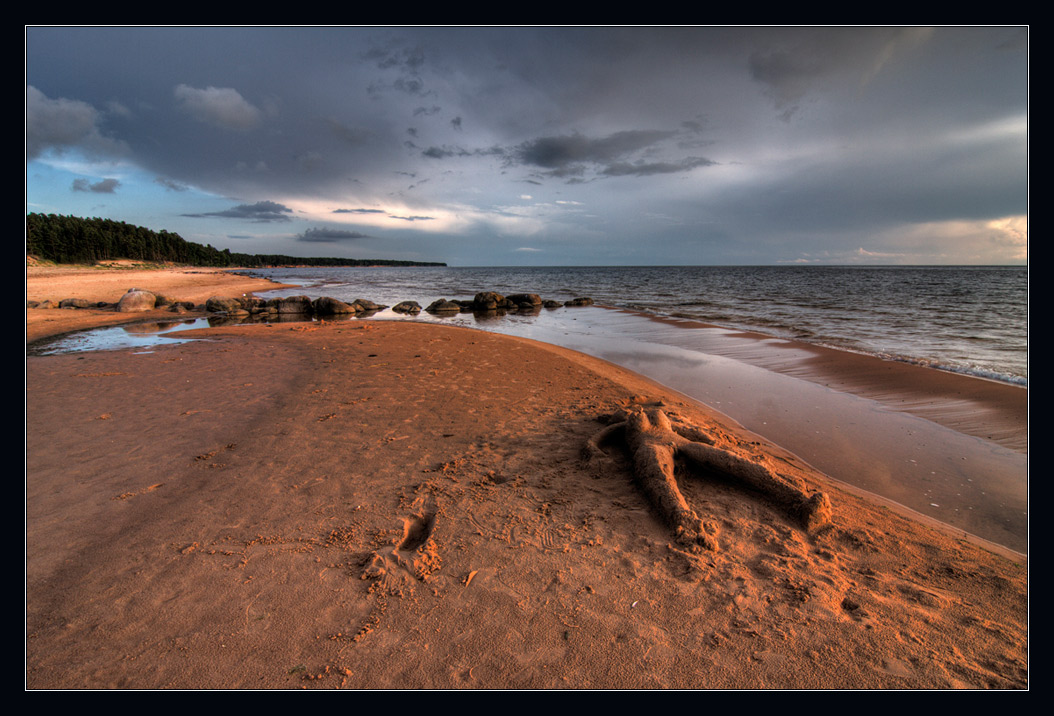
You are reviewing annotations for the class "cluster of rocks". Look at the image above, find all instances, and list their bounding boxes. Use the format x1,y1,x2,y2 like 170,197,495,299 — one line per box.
423,292,594,314
204,294,386,318
202,291,595,318
29,288,595,320
28,288,196,314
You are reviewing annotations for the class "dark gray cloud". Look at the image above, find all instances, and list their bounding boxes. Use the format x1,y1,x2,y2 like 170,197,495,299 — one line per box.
183,200,293,222
154,177,188,191
516,130,673,169
333,207,385,214
601,157,717,177
71,177,120,193
747,27,933,118
297,227,371,242
387,214,434,222
422,145,468,159
511,129,714,180
326,119,374,146
420,128,713,181
365,44,431,97
365,44,425,73
422,145,503,160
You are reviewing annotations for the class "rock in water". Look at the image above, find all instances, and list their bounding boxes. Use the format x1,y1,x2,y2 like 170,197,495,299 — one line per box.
312,296,357,315
205,296,244,314
267,296,314,314
425,299,461,314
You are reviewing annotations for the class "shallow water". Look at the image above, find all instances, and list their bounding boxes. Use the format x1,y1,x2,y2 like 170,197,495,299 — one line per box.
28,318,213,355
243,265,1028,386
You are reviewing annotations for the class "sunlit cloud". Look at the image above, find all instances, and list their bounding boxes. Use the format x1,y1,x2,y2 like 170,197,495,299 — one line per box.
174,84,262,130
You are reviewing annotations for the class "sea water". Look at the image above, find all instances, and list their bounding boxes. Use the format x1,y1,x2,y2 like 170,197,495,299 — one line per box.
245,265,1027,386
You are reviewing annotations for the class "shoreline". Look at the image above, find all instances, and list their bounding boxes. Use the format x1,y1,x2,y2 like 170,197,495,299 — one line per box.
606,307,1027,453
25,267,1028,688
26,269,1028,553
350,304,1026,553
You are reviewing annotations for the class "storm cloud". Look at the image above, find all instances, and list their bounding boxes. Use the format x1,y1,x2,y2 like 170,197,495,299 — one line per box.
26,27,1027,266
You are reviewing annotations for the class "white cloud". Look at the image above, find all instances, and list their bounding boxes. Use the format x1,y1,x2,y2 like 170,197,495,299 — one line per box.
26,85,126,160
174,84,262,130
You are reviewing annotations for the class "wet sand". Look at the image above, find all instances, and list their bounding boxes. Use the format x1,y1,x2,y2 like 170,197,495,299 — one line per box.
403,307,1026,554
629,311,1026,452
25,267,1028,689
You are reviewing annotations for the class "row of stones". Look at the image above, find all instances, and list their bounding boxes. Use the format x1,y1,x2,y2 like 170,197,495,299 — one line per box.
29,289,595,317
205,292,595,317
29,289,195,313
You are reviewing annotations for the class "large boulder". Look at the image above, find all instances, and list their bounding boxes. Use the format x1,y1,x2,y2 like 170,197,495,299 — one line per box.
392,300,422,314
117,289,157,313
564,297,594,307
507,293,542,308
425,298,461,314
267,295,314,314
205,296,245,313
473,291,505,311
352,298,384,312
312,296,357,315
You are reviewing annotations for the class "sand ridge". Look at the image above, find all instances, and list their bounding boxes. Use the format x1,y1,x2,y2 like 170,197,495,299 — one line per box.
26,318,1027,689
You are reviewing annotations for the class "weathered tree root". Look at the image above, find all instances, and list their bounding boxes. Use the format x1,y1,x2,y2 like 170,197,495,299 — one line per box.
584,407,832,551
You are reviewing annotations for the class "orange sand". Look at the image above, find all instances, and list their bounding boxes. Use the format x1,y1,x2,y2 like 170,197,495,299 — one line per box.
25,265,295,344
25,268,1027,689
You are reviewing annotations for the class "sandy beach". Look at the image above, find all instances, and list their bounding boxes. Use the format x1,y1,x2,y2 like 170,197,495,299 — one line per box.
25,265,298,344
25,267,1027,689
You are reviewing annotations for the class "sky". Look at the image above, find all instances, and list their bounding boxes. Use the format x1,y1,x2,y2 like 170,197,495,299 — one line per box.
26,26,1028,266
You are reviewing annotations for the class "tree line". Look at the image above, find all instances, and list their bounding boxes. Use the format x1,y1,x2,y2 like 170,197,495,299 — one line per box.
26,213,446,268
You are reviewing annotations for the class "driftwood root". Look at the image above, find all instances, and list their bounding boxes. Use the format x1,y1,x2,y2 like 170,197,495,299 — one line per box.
584,407,832,551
